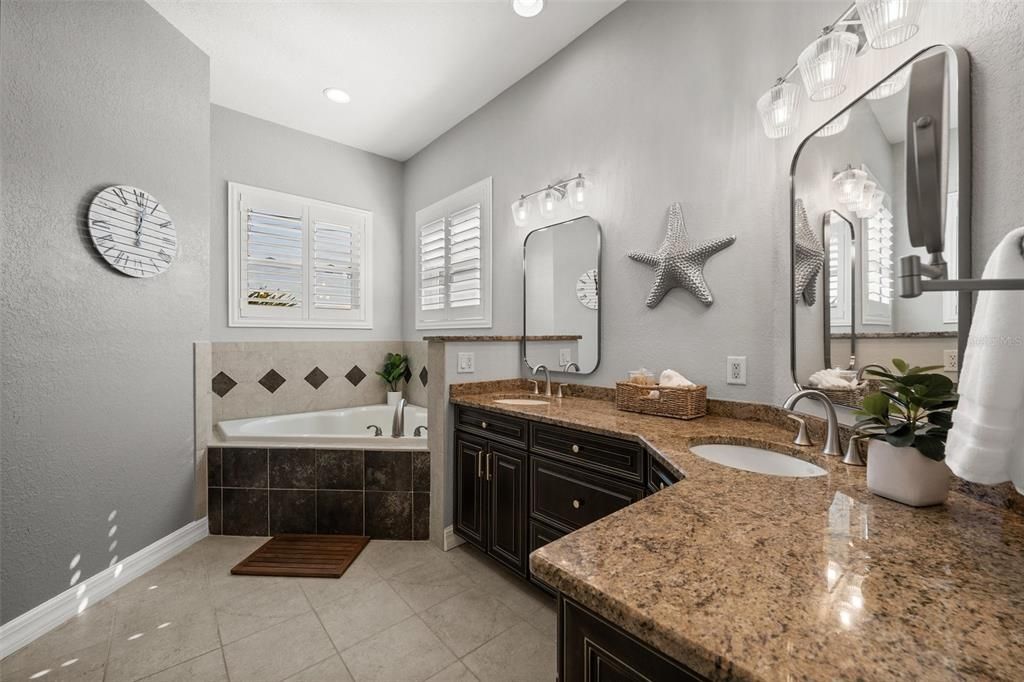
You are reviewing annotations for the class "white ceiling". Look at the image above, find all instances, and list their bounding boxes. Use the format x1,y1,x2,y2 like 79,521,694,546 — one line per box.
148,0,623,161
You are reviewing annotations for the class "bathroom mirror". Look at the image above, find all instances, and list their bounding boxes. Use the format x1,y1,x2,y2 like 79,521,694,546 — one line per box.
791,44,971,414
523,216,601,374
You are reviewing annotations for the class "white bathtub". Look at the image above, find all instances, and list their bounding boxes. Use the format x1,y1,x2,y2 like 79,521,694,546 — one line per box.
215,404,428,449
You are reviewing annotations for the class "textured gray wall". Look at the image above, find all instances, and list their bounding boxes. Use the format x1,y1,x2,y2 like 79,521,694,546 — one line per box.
210,105,405,341
403,1,1024,404
1,0,210,623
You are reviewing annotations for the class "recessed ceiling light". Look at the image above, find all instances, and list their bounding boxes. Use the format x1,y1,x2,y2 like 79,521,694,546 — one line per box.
512,0,544,18
322,87,351,104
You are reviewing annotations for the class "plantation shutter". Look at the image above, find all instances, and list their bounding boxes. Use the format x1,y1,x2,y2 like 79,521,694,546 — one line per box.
244,203,304,316
312,213,362,313
447,203,482,311
419,218,447,316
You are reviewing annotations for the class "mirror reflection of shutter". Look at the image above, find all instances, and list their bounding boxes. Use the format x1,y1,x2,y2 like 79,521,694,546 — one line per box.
447,203,482,318
313,218,360,312
245,208,303,312
419,218,447,314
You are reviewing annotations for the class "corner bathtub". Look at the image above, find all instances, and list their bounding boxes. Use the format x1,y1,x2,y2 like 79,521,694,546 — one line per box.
215,404,427,449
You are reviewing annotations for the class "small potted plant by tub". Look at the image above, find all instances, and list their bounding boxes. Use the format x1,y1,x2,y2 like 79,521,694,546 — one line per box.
854,359,959,507
377,352,409,406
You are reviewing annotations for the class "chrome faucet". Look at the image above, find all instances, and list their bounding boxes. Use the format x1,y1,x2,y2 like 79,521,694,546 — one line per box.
366,424,383,437
413,425,427,437
533,364,552,397
564,362,580,373
391,398,407,438
782,389,843,456
856,363,888,383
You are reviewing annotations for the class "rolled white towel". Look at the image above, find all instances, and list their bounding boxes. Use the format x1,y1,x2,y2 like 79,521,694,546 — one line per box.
659,369,695,388
808,368,856,390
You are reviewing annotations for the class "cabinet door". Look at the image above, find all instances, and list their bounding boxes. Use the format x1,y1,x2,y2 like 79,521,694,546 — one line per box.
487,443,528,575
454,431,487,550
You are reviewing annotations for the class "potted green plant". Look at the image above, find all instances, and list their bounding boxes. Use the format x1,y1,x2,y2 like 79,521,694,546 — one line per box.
854,358,959,507
377,352,409,406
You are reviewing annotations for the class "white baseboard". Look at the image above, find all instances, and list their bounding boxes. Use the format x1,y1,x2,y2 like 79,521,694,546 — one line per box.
442,525,466,551
0,517,208,659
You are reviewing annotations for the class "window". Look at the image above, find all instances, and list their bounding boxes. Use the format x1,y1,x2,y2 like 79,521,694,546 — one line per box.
861,205,894,326
228,183,372,328
415,177,492,330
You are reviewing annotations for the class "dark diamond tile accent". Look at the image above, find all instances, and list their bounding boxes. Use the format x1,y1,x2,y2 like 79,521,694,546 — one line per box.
208,487,222,535
402,366,412,383
207,447,222,487
345,365,366,387
270,490,316,534
317,450,363,490
222,489,269,536
270,449,316,489
419,366,428,387
212,372,237,398
365,491,412,540
222,448,268,488
259,369,286,393
317,490,364,535
412,451,430,492
366,450,413,492
304,366,328,390
413,492,430,541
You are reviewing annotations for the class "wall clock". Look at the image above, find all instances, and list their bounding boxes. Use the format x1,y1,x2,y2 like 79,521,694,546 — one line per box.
576,268,599,310
87,185,176,277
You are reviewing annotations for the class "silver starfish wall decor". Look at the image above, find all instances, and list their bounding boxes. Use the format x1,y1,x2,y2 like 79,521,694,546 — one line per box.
628,202,736,308
793,198,825,306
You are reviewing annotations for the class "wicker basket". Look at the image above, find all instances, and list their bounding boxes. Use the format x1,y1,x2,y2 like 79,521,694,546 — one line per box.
816,380,881,409
615,381,707,420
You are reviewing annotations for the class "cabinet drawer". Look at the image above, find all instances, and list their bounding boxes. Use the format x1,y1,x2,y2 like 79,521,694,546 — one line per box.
647,454,681,494
530,422,644,483
530,456,644,534
455,406,527,446
528,520,567,595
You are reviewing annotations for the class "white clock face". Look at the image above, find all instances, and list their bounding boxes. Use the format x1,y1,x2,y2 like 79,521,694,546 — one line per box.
576,268,599,310
88,185,176,278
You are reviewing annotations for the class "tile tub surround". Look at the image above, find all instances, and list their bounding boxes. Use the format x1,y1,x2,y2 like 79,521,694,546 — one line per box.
209,341,428,424
208,448,430,540
449,391,1024,680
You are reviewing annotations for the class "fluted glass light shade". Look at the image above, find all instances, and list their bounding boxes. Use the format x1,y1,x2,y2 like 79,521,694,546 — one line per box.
865,69,909,100
538,188,559,217
856,188,886,218
757,81,800,139
798,30,859,101
855,0,924,49
833,168,868,206
567,176,587,209
511,196,531,227
816,111,850,137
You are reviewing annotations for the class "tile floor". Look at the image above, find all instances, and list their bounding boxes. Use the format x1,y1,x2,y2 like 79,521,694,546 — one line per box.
1,537,557,682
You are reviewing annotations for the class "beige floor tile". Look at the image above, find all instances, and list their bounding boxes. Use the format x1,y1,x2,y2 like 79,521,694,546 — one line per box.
105,605,220,682
222,612,335,682
0,601,115,675
461,622,556,682
284,654,354,682
524,600,557,638
424,660,479,682
469,569,555,620
388,557,474,613
110,549,208,602
359,541,445,579
315,581,413,651
0,640,108,682
419,588,521,657
214,580,312,644
340,616,455,682
296,559,381,608
139,649,228,681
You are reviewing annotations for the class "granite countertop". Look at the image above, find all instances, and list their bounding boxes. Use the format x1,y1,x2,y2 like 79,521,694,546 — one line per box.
451,390,1024,681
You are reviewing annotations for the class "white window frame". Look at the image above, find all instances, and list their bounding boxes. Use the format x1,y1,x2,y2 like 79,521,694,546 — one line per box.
415,177,493,330
228,182,373,329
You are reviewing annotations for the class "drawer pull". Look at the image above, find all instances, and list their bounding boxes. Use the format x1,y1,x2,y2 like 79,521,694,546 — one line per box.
477,452,483,479
572,498,583,509
571,444,580,454
486,452,492,481
481,421,488,429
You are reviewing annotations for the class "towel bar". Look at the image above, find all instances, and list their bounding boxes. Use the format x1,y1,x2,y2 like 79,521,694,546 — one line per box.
899,240,1024,298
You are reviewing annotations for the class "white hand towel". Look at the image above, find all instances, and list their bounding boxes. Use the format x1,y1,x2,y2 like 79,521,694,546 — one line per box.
659,369,695,388
807,368,855,389
946,227,1024,493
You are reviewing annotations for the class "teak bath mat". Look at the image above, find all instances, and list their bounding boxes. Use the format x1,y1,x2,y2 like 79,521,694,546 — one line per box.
231,534,370,578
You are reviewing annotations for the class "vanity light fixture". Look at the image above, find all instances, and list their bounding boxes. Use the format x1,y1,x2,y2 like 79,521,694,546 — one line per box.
832,166,868,205
865,68,909,100
855,0,924,49
511,0,544,18
510,173,587,225
815,110,851,137
757,79,801,139
322,87,351,104
798,28,859,101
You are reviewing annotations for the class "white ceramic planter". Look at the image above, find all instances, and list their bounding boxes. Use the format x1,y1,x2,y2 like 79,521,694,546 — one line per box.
386,391,403,406
866,439,951,507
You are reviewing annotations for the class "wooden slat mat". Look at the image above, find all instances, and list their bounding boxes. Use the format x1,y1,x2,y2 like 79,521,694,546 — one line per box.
231,534,370,578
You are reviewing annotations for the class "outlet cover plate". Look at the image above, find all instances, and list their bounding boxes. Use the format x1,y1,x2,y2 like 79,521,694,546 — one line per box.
457,352,475,374
727,356,747,385
943,349,958,372
559,348,572,366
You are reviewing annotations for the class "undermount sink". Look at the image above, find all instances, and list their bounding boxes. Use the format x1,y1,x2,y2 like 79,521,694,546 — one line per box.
689,444,826,478
493,398,550,406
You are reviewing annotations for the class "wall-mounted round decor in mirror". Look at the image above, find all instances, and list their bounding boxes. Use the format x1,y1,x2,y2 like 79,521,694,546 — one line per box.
576,269,599,310
87,185,177,277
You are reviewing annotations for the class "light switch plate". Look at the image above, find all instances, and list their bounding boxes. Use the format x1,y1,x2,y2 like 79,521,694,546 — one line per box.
727,356,747,385
457,352,475,374
559,348,572,366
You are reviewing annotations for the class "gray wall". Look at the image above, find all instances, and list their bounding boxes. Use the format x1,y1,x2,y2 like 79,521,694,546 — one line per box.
210,105,405,341
1,0,210,623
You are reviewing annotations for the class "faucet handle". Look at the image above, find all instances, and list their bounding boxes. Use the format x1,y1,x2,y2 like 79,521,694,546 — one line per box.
527,380,539,395
843,435,866,466
366,424,383,437
786,414,813,447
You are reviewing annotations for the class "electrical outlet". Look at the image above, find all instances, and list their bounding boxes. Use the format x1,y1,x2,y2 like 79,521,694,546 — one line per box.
727,356,747,385
943,349,958,372
559,348,572,366
457,352,475,374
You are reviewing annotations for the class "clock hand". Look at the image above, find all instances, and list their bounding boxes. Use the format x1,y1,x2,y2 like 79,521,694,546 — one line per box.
135,211,145,246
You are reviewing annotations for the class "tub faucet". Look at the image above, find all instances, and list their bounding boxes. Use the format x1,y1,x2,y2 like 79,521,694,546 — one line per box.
392,398,407,438
414,425,428,437
782,389,843,456
366,424,383,437
533,364,552,397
